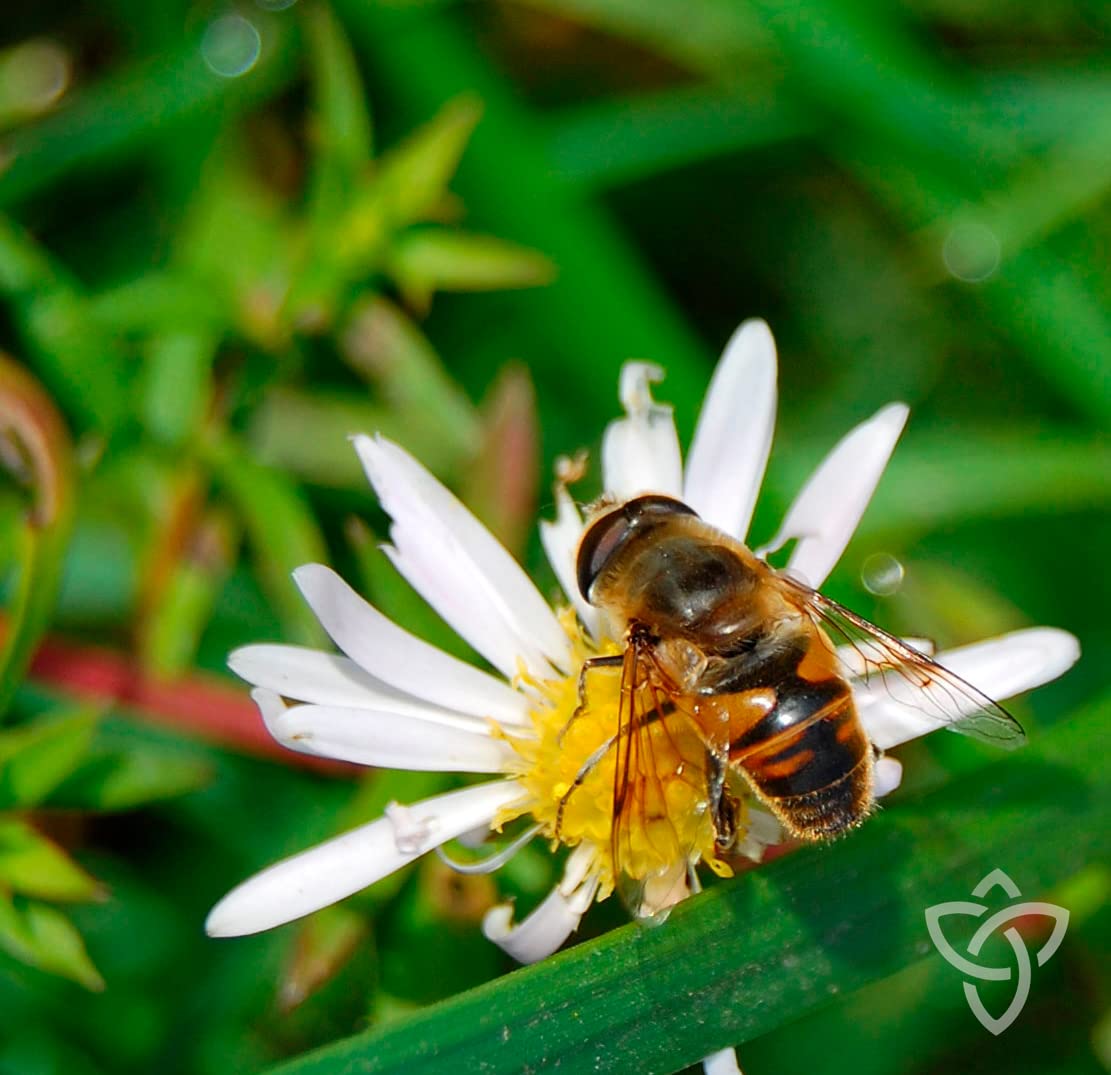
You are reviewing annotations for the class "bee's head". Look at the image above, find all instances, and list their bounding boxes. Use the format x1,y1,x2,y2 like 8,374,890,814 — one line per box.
576,494,697,603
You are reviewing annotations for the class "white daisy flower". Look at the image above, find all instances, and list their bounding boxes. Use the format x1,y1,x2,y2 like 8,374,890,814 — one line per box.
206,319,1079,1070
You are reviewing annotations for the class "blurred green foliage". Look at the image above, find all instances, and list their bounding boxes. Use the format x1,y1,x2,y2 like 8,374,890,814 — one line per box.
0,1,1106,1074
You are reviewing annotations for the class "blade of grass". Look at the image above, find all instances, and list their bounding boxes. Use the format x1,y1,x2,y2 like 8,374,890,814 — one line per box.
545,82,811,191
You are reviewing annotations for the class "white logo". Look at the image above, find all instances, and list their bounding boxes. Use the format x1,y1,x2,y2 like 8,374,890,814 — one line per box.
924,868,1069,1035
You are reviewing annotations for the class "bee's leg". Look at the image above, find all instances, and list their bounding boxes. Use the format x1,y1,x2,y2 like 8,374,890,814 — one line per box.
554,734,616,839
706,749,739,854
557,654,624,746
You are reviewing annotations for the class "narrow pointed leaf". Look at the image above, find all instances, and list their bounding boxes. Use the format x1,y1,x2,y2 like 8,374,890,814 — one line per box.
0,707,99,807
0,818,103,902
0,893,104,990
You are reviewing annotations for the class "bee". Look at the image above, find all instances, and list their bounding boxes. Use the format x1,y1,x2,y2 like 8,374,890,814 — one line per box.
572,494,1024,915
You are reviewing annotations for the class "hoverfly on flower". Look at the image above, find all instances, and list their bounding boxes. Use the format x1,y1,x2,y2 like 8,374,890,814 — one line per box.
207,317,1077,993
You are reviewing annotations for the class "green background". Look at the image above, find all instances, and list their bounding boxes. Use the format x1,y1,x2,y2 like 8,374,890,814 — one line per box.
0,2,1107,1074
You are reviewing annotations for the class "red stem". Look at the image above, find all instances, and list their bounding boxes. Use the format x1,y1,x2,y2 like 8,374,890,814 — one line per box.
27,631,356,777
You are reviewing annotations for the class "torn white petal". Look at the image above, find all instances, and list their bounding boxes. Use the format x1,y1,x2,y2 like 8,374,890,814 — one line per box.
735,805,783,861
602,362,683,500
257,692,514,773
683,319,777,540
703,1047,744,1075
292,564,529,726
483,873,597,964
205,780,523,937
858,627,1080,749
873,756,903,798
761,403,908,588
558,843,597,896
354,435,571,671
539,484,601,637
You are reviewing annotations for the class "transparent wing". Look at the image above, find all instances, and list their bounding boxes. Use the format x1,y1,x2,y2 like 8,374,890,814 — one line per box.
775,575,1026,749
611,639,715,922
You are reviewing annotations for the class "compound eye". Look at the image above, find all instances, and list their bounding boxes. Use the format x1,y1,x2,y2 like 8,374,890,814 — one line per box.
624,494,698,522
576,509,632,603
576,496,699,602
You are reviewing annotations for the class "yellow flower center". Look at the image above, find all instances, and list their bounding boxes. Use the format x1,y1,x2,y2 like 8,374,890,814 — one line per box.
496,610,733,902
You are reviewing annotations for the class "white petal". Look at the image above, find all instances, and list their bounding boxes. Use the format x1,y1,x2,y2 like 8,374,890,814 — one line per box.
205,780,524,936
255,690,514,772
230,644,489,727
293,564,529,726
683,319,777,540
703,1047,744,1075
483,870,596,964
762,403,909,588
735,805,783,861
873,756,903,798
858,627,1080,749
354,435,570,674
383,536,546,682
602,362,683,500
539,484,600,637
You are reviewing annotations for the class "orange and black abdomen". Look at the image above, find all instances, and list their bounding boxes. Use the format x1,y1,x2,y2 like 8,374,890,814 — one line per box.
728,673,874,839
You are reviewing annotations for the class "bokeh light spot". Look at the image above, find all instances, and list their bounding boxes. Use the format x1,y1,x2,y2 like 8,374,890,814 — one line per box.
942,221,1001,283
201,15,261,79
862,552,905,596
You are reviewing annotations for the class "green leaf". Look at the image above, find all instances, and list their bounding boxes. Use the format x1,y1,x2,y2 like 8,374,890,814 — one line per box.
337,95,481,266
264,692,1110,1075
0,359,76,719
0,893,104,990
371,93,481,227
87,272,229,337
0,818,102,902
139,508,236,677
206,436,329,646
178,147,295,350
832,429,1111,541
139,330,218,448
249,386,472,488
286,3,375,330
279,904,371,1012
512,0,771,78
48,744,213,812
386,229,555,310
247,388,395,489
546,83,811,192
0,217,126,431
339,296,481,464
0,707,99,808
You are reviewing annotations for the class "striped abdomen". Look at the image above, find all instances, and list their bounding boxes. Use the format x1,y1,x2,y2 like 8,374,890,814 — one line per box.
727,673,874,839
687,626,875,840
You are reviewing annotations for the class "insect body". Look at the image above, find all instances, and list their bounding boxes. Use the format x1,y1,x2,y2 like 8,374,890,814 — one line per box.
575,494,1024,913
